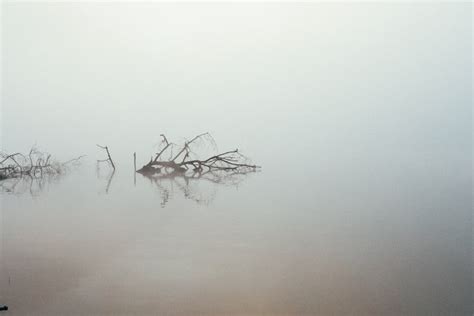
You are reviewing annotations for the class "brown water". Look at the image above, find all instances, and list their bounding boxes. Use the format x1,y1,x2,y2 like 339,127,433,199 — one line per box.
0,153,472,315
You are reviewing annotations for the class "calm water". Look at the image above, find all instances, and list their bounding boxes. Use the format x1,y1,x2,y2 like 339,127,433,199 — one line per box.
0,150,472,315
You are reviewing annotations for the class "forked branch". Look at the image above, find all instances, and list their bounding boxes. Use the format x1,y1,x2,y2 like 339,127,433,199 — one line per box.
97,144,115,170
137,133,259,175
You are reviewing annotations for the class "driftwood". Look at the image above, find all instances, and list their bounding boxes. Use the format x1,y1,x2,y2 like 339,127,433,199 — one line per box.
136,133,259,206
0,147,84,195
0,147,84,180
137,133,259,175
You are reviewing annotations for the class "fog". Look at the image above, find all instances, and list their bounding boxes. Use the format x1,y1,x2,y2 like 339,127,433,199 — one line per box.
3,3,471,165
1,2,472,315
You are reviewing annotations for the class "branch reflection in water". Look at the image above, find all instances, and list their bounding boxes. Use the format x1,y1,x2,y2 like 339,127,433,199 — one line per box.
0,173,63,196
139,167,258,207
96,163,115,195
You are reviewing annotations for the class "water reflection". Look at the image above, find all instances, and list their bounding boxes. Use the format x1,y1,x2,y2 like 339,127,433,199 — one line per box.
0,174,62,196
140,168,258,207
95,164,116,195
0,162,257,204
0,163,82,196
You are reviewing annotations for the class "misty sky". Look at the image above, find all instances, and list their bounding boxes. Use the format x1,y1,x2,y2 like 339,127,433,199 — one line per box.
1,2,472,170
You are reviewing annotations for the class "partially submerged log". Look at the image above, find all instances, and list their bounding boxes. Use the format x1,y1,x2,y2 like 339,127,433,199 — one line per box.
137,133,260,176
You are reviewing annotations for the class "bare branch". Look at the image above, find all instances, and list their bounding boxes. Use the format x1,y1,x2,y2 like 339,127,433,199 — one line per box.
137,133,260,177
0,148,84,182
97,145,115,170
62,155,86,166
171,132,211,162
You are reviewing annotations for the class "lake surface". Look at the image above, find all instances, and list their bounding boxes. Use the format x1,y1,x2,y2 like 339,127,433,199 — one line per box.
0,150,472,315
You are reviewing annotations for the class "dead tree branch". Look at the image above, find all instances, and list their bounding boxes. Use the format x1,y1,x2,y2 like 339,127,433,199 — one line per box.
137,133,259,176
0,147,84,182
97,144,115,170
62,155,86,166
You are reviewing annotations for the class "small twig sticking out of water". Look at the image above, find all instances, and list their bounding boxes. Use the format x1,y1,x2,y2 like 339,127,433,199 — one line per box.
96,145,115,170
134,152,137,172
133,152,137,186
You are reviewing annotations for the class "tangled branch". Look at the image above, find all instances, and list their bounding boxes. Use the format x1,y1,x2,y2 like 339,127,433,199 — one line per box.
137,133,259,175
0,147,84,181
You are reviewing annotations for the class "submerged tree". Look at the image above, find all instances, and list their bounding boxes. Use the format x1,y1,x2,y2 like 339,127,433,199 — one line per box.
0,147,83,180
137,133,259,175
0,147,84,195
137,133,260,206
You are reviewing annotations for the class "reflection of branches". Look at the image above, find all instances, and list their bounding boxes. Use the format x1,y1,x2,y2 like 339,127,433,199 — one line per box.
141,167,258,207
96,163,115,194
0,167,73,196
144,175,171,207
105,170,115,194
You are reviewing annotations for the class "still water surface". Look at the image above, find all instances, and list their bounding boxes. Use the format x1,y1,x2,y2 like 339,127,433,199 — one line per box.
0,151,471,315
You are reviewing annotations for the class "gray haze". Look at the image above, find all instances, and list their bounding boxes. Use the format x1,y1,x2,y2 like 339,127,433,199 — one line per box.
1,2,473,315
2,3,471,166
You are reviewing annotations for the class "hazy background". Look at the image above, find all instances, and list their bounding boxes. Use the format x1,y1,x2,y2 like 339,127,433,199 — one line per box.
1,2,473,315
2,2,471,168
